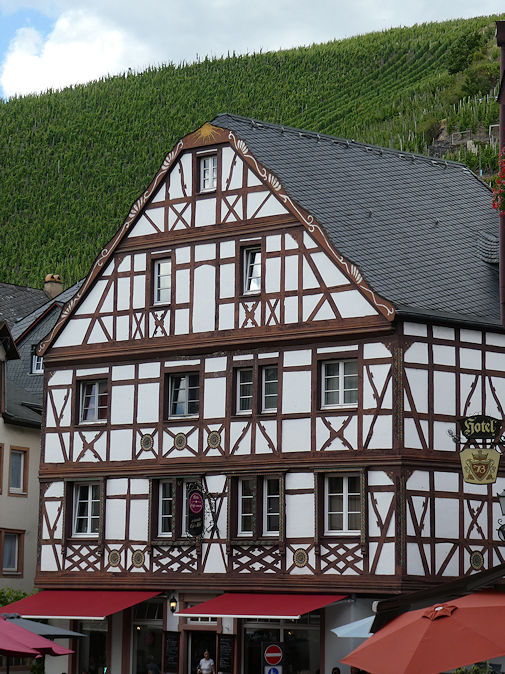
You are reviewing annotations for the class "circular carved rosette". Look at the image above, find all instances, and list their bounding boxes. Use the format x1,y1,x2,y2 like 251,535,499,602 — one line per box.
108,550,121,567
140,433,154,451
132,550,145,568
207,431,221,449
470,550,484,571
293,548,309,568
174,433,187,450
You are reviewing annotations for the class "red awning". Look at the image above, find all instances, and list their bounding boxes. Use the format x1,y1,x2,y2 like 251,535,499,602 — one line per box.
0,590,160,620
176,593,347,619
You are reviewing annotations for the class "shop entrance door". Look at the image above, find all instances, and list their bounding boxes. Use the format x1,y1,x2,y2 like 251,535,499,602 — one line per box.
188,631,217,674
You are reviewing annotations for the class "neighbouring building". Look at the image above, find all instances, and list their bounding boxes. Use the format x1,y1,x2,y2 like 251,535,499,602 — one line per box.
0,278,80,596
3,114,505,674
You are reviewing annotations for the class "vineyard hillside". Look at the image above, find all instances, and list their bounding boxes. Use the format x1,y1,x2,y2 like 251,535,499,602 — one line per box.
0,14,503,288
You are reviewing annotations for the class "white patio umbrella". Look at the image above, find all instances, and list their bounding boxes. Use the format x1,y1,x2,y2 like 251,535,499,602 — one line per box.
331,615,374,638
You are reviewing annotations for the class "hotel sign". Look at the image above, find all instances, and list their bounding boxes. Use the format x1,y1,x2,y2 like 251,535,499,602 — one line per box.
458,415,503,485
458,415,502,440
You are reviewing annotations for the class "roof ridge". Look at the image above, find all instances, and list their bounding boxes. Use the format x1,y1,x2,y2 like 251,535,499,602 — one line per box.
214,112,476,173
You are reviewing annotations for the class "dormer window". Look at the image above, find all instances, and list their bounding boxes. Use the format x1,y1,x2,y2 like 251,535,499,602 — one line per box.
30,347,43,374
199,154,217,192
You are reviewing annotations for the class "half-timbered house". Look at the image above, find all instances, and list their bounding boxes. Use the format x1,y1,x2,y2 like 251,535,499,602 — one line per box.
3,114,505,674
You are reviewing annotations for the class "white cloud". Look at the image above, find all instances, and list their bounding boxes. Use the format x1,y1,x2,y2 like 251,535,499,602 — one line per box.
0,8,155,97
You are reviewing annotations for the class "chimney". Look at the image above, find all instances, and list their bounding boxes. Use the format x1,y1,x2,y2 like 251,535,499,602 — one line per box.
44,273,63,299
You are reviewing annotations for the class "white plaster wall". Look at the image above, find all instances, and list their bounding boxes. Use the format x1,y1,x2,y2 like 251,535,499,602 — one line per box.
193,264,216,332
286,494,314,537
282,370,311,414
282,418,311,453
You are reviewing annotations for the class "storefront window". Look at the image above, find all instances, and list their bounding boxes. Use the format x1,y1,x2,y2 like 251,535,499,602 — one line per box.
243,616,320,674
78,620,107,674
133,598,164,674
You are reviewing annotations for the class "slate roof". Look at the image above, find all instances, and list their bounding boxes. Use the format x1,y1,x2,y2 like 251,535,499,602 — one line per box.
0,283,47,328
213,113,500,328
4,281,83,426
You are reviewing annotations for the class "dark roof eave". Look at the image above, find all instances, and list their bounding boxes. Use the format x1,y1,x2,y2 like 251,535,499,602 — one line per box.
2,410,41,429
395,305,504,331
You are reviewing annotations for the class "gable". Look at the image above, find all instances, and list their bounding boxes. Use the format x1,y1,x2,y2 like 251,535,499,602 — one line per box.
40,122,394,355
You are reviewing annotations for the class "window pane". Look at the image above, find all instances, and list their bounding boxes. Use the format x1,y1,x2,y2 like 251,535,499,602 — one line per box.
238,369,253,411
348,512,361,530
241,514,253,532
348,476,360,493
241,479,254,496
328,513,343,530
170,374,199,415
9,451,23,490
327,476,343,494
267,514,279,531
2,534,18,570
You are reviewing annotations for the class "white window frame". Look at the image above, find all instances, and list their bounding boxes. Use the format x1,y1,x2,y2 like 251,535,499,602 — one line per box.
199,154,218,192
324,474,361,535
31,351,43,374
237,368,253,414
153,258,171,305
243,247,262,294
2,532,19,572
238,478,255,536
168,373,200,417
263,477,280,536
79,380,108,423
73,483,100,537
321,359,358,408
261,366,278,412
158,481,174,537
8,450,24,494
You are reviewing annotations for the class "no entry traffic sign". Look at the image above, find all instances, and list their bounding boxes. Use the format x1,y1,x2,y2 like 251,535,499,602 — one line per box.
264,643,283,666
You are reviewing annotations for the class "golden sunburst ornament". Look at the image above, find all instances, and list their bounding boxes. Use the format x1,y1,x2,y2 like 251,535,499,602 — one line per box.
195,122,221,144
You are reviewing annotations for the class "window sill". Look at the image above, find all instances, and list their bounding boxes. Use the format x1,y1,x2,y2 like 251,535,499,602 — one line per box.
229,537,281,546
8,491,27,498
322,532,361,539
320,404,358,411
151,301,171,309
79,420,107,426
197,188,217,196
1,570,22,576
69,535,100,542
240,291,261,299
152,537,199,547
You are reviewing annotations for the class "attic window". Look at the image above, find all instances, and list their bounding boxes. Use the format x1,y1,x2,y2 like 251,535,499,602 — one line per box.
30,346,43,374
199,154,217,192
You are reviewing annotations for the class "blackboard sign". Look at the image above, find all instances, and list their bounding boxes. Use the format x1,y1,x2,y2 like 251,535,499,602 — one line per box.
164,631,179,673
218,634,234,674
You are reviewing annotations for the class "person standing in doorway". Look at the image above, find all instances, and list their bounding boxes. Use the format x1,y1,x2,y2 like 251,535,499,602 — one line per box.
197,649,215,674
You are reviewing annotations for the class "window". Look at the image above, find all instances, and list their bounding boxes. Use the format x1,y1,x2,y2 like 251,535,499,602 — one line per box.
30,347,43,373
8,448,28,495
324,475,361,535
263,478,280,535
235,365,278,415
237,368,253,413
168,373,199,417
0,530,23,574
243,247,261,294
79,380,108,423
235,476,282,539
199,154,217,192
159,481,174,536
153,478,201,540
261,366,278,412
153,258,171,305
321,360,358,407
73,483,100,536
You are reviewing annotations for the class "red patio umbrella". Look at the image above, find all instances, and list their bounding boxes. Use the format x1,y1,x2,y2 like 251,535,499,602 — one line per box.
341,590,505,674
0,615,73,674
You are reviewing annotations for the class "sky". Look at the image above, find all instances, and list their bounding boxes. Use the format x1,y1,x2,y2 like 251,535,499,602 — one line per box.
0,0,504,100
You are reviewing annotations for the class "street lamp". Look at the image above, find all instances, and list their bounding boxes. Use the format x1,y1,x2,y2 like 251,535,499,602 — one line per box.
169,596,177,613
